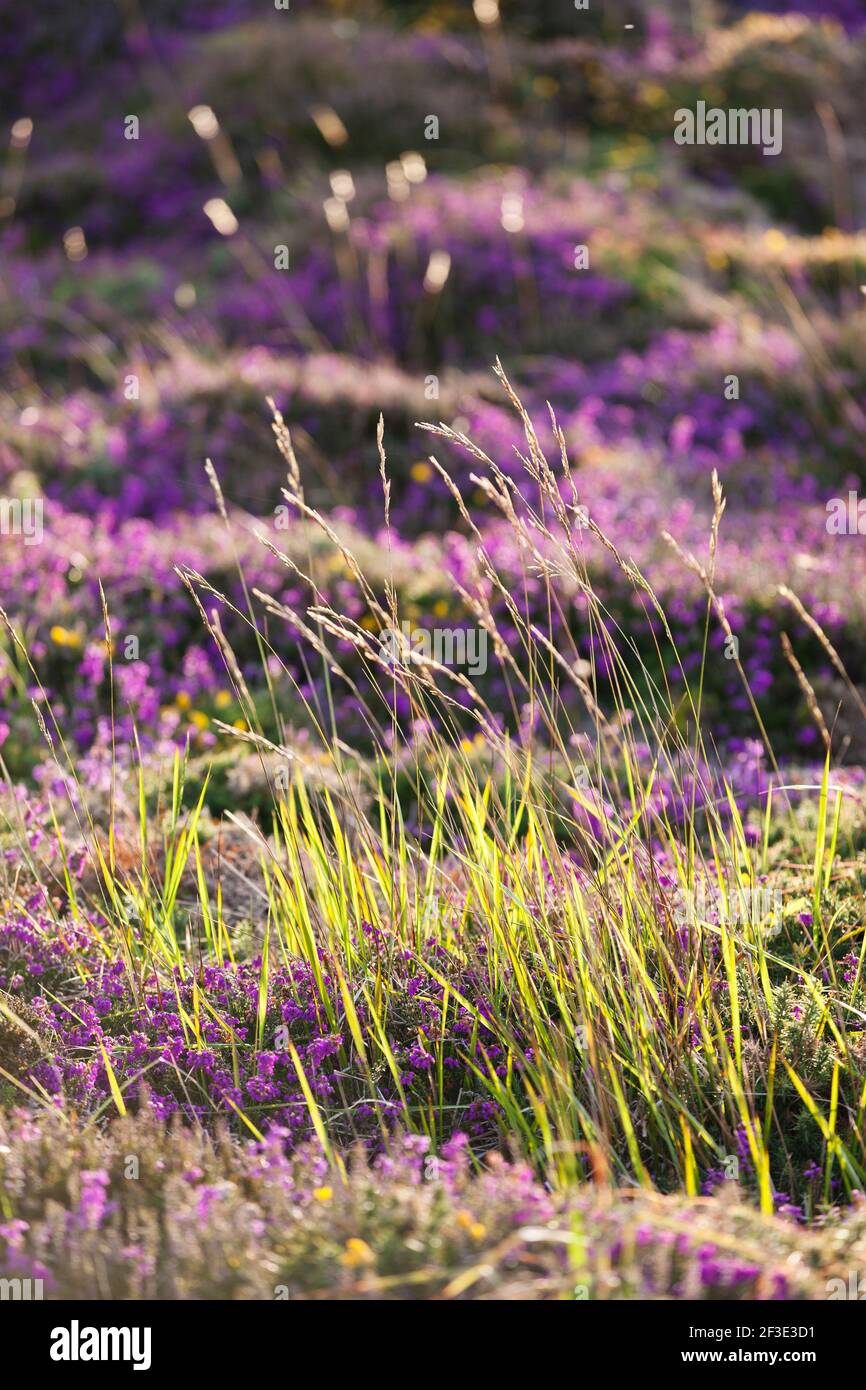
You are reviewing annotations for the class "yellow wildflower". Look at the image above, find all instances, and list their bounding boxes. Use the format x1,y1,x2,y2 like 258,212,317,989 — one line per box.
50,625,81,649
456,1210,486,1240
532,76,559,98
639,82,667,107
341,1238,375,1268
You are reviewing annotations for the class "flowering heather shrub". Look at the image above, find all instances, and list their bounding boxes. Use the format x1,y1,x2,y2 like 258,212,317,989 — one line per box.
0,1106,855,1300
0,895,530,1147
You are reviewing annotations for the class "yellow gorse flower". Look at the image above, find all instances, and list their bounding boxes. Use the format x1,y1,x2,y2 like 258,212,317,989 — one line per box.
341,1237,375,1267
50,625,81,649
456,1211,487,1240
704,246,728,271
764,228,788,254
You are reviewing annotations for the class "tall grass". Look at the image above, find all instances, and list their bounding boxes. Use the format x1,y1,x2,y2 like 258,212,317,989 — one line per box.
4,373,865,1216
